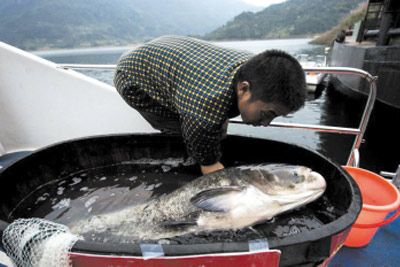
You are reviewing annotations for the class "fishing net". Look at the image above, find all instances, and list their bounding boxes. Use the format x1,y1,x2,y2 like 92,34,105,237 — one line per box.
2,218,81,267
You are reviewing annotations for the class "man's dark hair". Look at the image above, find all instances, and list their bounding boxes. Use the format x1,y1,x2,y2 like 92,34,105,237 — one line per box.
235,49,306,112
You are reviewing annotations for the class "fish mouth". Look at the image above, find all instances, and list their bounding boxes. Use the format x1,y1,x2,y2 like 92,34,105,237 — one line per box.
307,171,327,191
295,189,325,208
274,188,324,205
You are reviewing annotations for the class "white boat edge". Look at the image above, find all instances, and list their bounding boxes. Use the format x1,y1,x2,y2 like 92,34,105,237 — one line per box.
0,42,155,156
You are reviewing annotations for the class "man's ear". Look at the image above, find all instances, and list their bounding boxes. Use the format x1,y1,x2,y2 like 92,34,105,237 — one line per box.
237,81,250,99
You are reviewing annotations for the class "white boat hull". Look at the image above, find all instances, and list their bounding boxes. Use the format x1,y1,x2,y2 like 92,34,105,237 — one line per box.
0,42,155,155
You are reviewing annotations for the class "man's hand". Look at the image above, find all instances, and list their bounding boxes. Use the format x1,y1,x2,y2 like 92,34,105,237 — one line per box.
201,162,224,175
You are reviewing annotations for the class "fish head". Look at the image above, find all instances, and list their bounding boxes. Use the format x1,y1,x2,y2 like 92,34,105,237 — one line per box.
238,164,326,203
191,164,327,230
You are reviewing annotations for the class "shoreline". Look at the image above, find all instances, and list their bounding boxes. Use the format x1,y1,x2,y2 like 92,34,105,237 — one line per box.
32,37,318,55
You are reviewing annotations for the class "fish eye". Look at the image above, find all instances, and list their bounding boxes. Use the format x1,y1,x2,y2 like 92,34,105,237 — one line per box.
292,172,305,183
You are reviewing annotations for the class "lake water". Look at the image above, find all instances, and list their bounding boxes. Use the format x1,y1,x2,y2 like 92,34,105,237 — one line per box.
35,38,399,174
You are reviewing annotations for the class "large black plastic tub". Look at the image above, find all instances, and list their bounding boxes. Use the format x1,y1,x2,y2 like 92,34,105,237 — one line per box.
0,134,361,266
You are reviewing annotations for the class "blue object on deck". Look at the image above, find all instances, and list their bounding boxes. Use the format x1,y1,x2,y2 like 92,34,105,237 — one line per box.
330,215,400,266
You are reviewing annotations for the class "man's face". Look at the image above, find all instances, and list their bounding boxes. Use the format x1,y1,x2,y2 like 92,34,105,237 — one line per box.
237,82,291,126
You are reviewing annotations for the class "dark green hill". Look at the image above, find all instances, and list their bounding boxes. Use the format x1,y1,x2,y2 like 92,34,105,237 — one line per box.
0,0,255,50
205,0,366,40
310,3,367,45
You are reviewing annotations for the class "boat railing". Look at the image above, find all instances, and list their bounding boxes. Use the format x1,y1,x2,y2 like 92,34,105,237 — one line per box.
58,64,377,167
59,64,117,70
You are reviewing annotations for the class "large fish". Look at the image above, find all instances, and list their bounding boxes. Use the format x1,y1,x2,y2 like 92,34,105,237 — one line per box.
69,164,326,241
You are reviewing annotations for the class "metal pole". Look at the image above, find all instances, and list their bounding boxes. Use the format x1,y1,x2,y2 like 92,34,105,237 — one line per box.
58,64,117,70
377,0,395,46
291,67,377,167
229,121,361,135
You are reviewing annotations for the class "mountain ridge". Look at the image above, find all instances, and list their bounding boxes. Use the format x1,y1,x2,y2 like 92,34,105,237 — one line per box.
205,0,366,41
0,0,255,50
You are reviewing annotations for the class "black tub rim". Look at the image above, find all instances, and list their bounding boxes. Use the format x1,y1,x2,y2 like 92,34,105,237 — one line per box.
0,133,362,257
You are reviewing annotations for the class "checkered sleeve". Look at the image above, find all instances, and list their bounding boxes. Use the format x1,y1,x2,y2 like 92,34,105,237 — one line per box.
114,70,174,117
180,113,223,166
114,70,152,112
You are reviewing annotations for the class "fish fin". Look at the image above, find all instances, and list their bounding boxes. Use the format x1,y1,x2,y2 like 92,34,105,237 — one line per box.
161,220,197,229
190,186,245,212
161,211,200,229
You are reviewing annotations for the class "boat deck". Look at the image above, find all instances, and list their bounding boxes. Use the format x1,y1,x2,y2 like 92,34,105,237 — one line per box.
330,216,400,266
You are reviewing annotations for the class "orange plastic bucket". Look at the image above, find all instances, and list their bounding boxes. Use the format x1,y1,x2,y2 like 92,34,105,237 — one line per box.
342,166,400,247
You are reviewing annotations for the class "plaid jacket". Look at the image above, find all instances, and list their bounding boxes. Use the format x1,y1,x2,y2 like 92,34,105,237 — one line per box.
114,36,252,165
